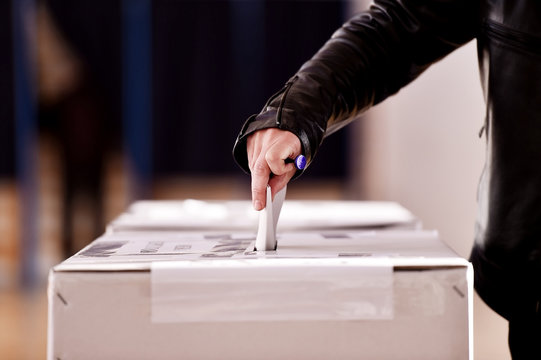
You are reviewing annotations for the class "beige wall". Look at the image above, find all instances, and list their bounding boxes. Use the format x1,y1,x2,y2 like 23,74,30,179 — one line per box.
348,39,511,359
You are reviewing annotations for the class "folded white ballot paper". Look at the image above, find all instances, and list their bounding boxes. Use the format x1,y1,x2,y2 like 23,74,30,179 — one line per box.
255,185,287,251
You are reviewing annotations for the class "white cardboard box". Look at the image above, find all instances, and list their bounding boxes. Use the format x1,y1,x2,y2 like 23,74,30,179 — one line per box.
107,200,421,232
48,229,472,360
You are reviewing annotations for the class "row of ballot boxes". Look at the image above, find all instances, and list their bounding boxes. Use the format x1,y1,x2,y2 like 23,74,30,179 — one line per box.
47,200,473,359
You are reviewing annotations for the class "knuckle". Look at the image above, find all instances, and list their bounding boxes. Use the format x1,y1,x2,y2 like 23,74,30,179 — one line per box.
251,160,269,176
265,150,279,163
265,154,286,175
252,187,265,197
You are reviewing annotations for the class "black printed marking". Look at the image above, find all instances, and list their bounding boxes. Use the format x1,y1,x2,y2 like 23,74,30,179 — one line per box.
338,253,372,257
57,292,68,306
452,285,465,298
204,234,232,240
321,233,351,239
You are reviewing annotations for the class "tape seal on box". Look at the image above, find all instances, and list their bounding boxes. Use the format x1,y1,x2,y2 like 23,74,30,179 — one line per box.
151,258,394,323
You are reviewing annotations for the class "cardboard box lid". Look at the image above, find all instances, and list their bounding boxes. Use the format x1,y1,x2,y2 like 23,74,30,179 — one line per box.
51,230,470,323
107,200,420,232
54,229,468,272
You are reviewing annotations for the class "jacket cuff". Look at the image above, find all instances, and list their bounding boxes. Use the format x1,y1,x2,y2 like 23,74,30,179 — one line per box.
232,111,310,180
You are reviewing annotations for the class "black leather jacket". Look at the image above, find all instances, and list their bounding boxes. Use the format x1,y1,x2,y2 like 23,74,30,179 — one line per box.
233,0,541,321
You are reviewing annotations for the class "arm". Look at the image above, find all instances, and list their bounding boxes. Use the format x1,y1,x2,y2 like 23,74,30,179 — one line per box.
233,0,479,209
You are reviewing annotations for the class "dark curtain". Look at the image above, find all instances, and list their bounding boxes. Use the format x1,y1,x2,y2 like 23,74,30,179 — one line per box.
1,0,15,177
44,0,347,179
43,0,123,255
152,0,347,177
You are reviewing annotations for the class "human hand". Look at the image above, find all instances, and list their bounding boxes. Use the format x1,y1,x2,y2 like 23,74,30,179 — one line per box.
247,128,302,211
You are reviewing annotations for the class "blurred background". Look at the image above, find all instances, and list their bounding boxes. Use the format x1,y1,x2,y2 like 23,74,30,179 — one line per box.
1,0,510,359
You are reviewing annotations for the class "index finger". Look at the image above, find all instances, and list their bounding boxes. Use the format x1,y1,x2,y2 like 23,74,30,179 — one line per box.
250,155,271,211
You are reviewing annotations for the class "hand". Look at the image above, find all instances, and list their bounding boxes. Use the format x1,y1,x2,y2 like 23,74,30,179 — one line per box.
247,128,302,211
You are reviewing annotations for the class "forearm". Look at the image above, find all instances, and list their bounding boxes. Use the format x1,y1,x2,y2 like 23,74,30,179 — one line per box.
233,0,478,174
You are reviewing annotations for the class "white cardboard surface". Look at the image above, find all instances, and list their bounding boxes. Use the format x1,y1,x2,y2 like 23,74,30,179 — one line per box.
151,257,394,323
48,266,471,360
107,199,420,232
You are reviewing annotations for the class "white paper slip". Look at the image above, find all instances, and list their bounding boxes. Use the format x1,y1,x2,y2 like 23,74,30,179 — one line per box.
255,185,286,251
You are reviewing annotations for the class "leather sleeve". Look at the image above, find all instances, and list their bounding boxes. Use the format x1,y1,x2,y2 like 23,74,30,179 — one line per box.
232,0,479,175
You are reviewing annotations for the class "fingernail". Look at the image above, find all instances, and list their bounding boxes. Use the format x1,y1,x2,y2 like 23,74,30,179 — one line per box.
254,200,263,211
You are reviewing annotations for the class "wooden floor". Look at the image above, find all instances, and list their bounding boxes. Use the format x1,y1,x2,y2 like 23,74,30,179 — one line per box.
0,288,48,360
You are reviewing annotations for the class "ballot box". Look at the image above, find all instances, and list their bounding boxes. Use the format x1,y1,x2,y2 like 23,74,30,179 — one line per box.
48,228,472,360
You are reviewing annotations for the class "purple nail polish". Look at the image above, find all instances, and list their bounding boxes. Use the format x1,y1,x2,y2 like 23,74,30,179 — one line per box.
294,155,306,170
